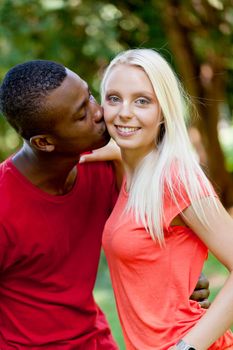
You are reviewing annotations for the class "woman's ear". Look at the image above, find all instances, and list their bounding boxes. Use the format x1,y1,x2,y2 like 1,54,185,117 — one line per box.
157,121,165,144
29,135,55,152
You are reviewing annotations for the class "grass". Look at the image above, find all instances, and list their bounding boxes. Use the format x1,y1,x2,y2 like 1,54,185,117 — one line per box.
94,251,231,349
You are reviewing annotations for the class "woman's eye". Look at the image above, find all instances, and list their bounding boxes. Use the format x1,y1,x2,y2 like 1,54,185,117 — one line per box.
135,98,150,105
107,95,120,103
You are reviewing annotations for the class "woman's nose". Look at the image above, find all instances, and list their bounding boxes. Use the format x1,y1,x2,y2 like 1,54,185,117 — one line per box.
118,103,132,120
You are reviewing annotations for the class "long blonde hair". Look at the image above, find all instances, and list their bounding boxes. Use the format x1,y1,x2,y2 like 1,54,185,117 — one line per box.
101,49,217,244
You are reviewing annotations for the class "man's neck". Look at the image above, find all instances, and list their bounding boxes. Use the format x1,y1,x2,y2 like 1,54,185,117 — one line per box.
12,144,79,195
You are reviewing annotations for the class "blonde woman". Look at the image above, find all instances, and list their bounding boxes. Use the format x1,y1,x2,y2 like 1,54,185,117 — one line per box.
100,49,233,349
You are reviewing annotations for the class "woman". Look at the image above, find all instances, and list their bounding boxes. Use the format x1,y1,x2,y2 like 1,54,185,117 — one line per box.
100,49,233,349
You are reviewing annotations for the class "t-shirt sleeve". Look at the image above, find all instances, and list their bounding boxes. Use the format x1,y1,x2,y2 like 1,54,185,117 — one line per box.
162,169,216,229
163,179,191,228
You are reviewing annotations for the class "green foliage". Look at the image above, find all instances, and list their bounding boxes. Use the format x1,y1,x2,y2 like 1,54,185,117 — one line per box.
0,0,232,168
219,124,233,172
0,117,22,161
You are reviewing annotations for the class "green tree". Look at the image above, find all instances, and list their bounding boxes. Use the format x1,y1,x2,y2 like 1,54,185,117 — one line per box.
0,0,232,205
159,0,233,207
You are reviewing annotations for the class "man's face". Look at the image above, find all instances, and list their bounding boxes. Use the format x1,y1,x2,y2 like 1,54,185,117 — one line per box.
45,68,110,155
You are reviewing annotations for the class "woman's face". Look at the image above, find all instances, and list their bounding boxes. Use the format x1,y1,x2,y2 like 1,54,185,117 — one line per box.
103,64,162,160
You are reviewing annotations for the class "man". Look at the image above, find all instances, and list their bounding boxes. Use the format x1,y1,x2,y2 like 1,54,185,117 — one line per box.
0,60,209,349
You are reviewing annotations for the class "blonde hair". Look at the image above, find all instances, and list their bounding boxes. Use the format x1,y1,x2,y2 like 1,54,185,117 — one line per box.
101,49,217,244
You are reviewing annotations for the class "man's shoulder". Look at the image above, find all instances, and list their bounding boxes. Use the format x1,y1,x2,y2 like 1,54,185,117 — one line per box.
77,161,117,202
77,160,113,170
0,158,16,218
77,161,115,180
0,157,13,184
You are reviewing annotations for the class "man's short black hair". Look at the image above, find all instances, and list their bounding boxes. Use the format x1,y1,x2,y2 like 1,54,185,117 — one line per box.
0,60,67,140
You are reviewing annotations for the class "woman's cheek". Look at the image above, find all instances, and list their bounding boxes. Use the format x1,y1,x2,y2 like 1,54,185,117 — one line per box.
103,108,114,124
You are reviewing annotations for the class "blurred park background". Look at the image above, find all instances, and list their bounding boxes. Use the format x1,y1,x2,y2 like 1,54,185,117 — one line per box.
0,0,232,348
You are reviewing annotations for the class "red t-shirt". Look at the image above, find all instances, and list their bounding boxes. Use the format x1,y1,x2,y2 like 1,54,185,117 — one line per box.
0,158,118,349
103,176,233,349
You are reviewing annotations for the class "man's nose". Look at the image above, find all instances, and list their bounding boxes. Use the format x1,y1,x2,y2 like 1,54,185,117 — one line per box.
92,103,104,123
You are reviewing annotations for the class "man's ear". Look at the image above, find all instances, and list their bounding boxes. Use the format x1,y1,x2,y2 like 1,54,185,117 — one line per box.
29,135,55,152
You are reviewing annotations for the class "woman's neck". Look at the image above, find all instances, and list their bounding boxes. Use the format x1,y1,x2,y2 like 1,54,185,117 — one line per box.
121,149,146,192
121,146,158,191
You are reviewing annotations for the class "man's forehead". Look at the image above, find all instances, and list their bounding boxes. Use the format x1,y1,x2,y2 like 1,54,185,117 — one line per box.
80,79,88,92
65,68,88,90
47,68,88,103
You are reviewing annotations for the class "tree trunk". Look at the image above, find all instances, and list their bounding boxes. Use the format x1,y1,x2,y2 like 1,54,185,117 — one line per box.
160,0,233,207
